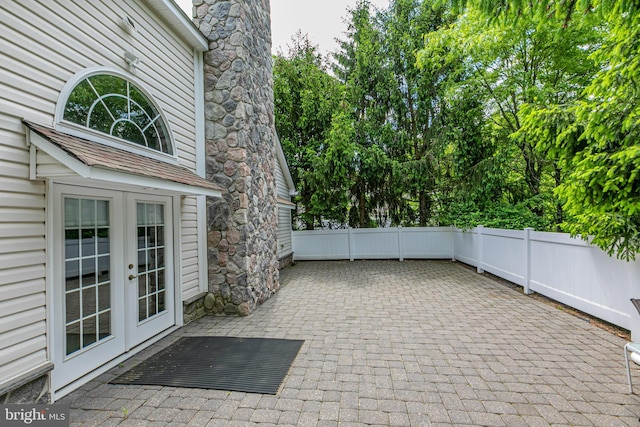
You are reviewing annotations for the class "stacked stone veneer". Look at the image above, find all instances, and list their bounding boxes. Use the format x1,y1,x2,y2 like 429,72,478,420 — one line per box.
192,0,279,316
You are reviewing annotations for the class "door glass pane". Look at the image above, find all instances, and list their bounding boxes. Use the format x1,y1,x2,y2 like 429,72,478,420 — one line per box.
64,197,112,356
97,200,109,226
158,290,165,312
80,199,96,227
97,228,109,254
65,230,79,259
98,312,111,340
98,283,110,311
98,255,110,283
65,260,80,291
82,258,96,287
66,291,80,323
138,249,147,272
138,298,147,322
137,204,145,228
84,315,97,347
136,202,166,322
156,226,164,246
66,322,80,355
64,198,80,227
81,229,96,256
82,287,97,317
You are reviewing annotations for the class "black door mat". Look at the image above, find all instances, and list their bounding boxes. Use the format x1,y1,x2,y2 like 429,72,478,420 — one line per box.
111,336,304,394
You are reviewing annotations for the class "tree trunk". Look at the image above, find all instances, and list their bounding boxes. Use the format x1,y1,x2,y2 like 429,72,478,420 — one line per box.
554,165,563,232
359,190,367,227
419,190,429,227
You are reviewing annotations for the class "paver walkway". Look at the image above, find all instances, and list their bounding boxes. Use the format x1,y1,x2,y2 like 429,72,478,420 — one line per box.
62,260,640,426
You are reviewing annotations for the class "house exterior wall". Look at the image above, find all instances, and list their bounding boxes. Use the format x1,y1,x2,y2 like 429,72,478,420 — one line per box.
0,0,207,402
195,0,280,316
275,157,294,262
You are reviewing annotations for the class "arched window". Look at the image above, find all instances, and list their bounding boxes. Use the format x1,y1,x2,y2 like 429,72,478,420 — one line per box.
62,74,173,155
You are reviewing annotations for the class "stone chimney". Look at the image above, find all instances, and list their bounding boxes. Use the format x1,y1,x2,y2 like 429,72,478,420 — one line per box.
193,0,279,316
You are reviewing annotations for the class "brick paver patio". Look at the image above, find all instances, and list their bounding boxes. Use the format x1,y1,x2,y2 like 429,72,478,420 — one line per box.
62,260,640,426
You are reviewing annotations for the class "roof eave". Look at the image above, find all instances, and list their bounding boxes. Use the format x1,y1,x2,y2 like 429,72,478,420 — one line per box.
146,0,208,52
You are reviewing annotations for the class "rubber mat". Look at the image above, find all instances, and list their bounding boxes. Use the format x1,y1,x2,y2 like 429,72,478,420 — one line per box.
111,336,304,394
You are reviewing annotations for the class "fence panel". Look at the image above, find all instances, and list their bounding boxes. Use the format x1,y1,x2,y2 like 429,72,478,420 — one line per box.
351,228,400,259
292,229,350,260
529,232,639,330
452,229,478,267
402,227,453,259
480,228,527,286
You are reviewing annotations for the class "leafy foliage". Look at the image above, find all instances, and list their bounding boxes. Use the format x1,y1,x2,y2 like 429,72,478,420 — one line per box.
273,0,639,260
553,10,640,259
446,0,640,259
273,34,344,228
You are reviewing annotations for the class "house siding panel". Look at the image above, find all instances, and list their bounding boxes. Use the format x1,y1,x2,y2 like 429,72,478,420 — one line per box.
0,351,48,392
275,155,293,259
275,160,289,199
35,152,74,177
277,208,293,259
0,0,204,398
181,196,201,300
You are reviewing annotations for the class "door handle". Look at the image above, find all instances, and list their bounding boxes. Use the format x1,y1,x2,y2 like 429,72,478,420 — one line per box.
128,274,137,280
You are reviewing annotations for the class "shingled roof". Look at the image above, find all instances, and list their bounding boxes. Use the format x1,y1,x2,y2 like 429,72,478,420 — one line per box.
24,120,221,197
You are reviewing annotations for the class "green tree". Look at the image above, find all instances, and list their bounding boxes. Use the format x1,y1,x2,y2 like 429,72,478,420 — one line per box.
451,0,640,259
307,111,357,226
382,0,453,226
273,33,344,228
334,0,396,227
554,12,640,259
418,3,601,229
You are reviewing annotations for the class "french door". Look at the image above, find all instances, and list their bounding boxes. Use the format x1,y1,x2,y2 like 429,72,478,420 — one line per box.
125,194,174,348
52,186,175,391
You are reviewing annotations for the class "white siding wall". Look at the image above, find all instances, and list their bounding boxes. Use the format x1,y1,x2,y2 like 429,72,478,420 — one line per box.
275,157,293,259
181,196,202,300
0,0,203,392
275,158,289,199
277,207,293,259
0,117,48,391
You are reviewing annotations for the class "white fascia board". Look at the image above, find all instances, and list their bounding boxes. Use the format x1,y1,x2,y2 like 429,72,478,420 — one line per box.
146,0,209,52
86,167,221,198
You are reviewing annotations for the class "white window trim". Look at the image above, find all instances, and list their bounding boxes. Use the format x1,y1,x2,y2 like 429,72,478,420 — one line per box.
54,66,179,165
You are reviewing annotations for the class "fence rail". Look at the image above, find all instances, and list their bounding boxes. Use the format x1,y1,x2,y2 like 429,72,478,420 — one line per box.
292,226,640,338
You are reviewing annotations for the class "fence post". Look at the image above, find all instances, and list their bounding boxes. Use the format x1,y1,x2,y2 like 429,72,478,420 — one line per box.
450,226,456,261
524,227,533,294
348,227,354,261
477,225,484,273
398,226,404,261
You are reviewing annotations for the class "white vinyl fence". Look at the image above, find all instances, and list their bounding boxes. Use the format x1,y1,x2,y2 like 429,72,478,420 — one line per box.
292,226,640,338
292,227,454,261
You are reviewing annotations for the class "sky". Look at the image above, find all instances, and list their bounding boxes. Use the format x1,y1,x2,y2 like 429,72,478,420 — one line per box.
176,0,389,57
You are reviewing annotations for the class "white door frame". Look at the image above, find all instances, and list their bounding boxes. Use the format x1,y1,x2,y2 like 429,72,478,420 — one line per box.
125,193,175,350
50,185,126,390
49,183,179,393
